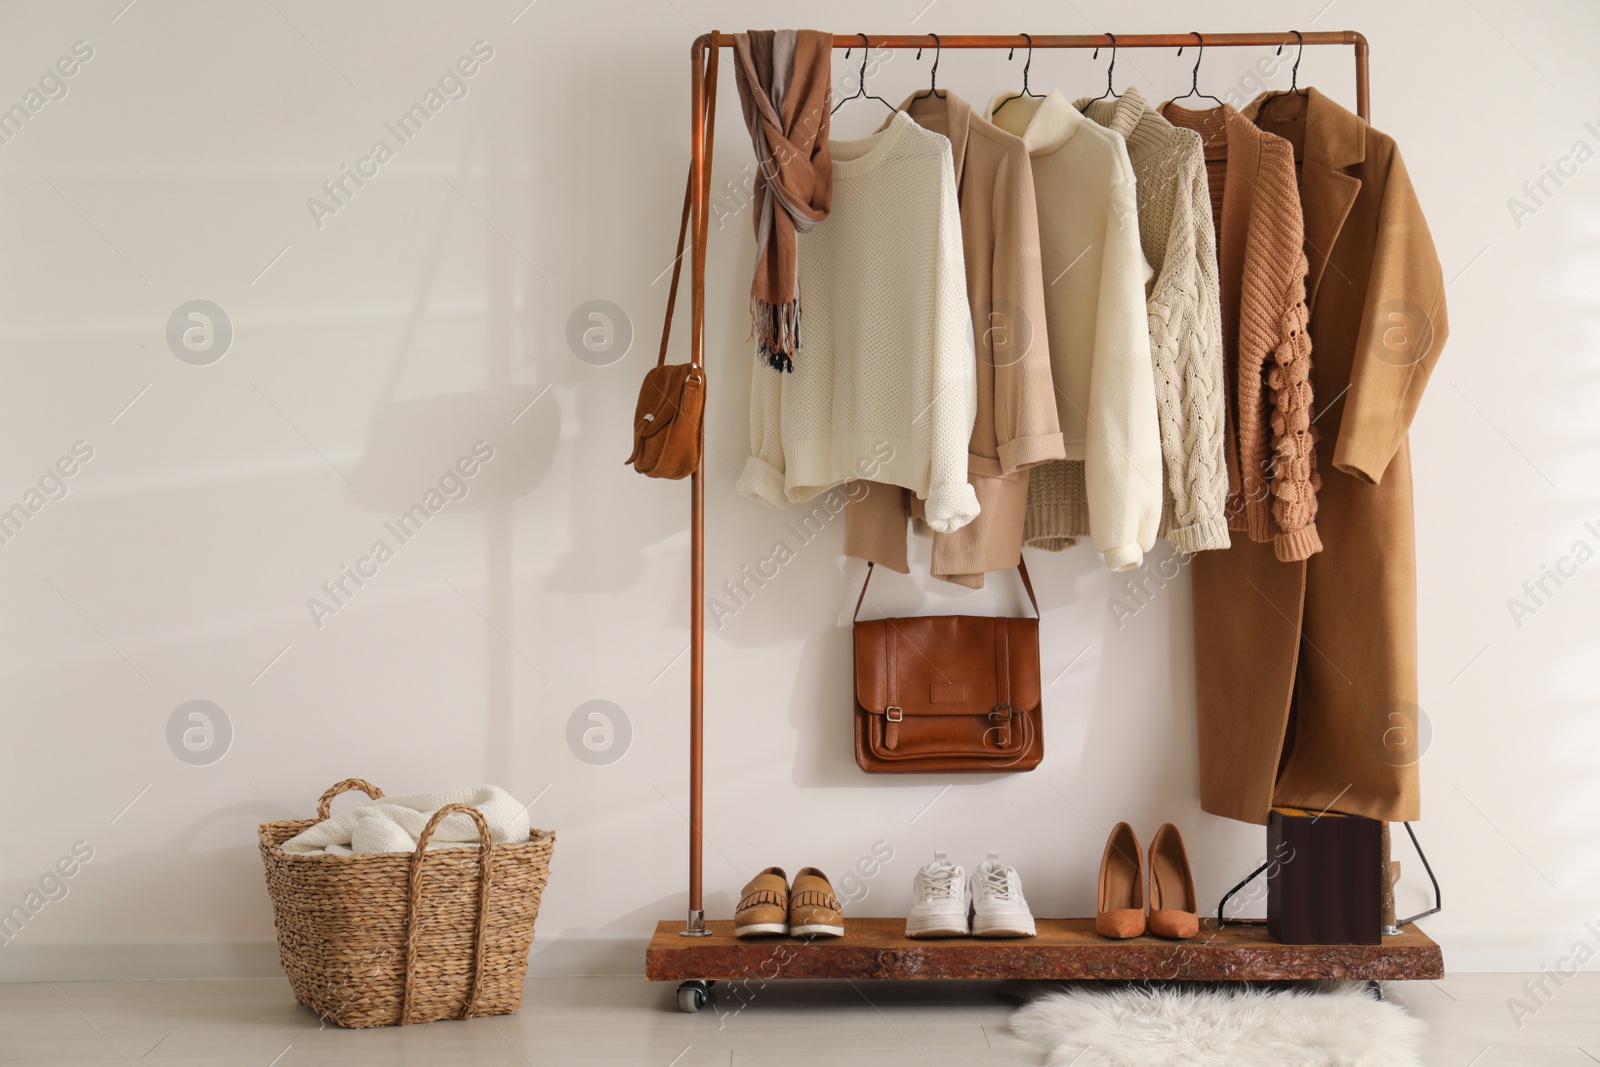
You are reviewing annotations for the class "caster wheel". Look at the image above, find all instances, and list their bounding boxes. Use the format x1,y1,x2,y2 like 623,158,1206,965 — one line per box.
676,980,710,1013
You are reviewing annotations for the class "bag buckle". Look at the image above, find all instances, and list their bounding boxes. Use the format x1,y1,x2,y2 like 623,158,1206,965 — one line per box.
885,706,903,722
990,704,1013,722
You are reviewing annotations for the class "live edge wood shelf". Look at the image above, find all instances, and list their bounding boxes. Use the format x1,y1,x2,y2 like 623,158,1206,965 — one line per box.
647,919,1444,984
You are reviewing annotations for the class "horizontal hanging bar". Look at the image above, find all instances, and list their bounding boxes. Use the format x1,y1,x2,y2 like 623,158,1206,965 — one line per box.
693,31,1366,52
692,30,1370,121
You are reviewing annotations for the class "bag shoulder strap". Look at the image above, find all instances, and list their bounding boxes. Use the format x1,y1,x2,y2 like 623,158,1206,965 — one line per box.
853,558,1040,622
1016,559,1040,616
659,38,719,369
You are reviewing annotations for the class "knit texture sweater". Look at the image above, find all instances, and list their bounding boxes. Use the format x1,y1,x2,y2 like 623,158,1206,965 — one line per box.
1078,88,1230,554
737,111,980,531
1162,102,1322,562
989,91,1164,571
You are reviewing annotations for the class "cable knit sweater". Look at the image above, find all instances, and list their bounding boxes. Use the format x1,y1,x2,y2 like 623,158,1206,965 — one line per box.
737,111,981,532
1078,88,1230,554
989,91,1163,571
1161,102,1321,562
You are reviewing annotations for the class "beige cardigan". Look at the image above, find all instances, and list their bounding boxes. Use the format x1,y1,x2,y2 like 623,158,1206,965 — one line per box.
1078,88,1230,553
844,91,1065,586
1162,102,1322,561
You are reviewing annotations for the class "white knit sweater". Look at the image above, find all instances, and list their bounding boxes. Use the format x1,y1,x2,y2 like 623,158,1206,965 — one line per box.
988,91,1163,571
737,110,980,532
1079,88,1230,553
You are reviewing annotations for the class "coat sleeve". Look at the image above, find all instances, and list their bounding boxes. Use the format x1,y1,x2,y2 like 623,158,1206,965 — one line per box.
1331,142,1449,485
1086,151,1164,571
922,145,981,533
988,138,1065,475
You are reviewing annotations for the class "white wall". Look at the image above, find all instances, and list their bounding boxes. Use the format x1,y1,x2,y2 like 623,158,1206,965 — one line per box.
0,0,1595,981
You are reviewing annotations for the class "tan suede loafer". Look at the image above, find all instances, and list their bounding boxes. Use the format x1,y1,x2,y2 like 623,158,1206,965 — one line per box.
788,867,844,938
734,866,790,938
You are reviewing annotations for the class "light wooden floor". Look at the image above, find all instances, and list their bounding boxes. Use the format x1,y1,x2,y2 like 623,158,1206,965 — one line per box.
1,972,1595,1065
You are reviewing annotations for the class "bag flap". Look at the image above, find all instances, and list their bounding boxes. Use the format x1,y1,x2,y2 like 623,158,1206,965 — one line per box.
1004,617,1041,713
632,363,703,439
854,615,1039,716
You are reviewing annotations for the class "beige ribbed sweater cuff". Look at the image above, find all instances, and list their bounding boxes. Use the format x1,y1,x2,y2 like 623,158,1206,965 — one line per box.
1022,500,1087,551
1163,510,1232,553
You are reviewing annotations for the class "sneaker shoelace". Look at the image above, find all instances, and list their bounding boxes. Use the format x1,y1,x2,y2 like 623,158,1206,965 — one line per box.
976,864,1022,904
918,864,963,903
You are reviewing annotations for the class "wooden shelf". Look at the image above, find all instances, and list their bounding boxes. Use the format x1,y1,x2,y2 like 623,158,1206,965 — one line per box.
646,918,1443,982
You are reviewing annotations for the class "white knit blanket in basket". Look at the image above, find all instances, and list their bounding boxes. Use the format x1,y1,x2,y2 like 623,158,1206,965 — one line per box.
281,785,531,856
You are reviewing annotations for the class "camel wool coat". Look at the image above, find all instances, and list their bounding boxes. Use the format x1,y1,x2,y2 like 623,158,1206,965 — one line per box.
1191,88,1449,824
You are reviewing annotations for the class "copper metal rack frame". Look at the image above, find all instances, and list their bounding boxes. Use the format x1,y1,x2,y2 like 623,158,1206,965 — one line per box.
653,31,1438,1005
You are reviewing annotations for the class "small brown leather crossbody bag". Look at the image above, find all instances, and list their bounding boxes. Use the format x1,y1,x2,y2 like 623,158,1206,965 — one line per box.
625,43,717,481
852,562,1044,774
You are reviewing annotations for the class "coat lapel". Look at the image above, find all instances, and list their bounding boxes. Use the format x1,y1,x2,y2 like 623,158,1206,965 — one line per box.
1245,88,1365,312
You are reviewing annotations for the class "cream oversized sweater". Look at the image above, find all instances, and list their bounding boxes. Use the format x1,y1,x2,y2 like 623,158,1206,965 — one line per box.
988,91,1163,571
1078,88,1230,553
737,110,980,532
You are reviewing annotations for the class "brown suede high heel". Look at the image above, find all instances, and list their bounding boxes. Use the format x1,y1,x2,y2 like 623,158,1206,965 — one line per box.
1095,822,1146,939
1147,823,1199,940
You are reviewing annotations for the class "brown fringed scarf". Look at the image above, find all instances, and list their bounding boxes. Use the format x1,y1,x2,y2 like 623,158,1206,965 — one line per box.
732,30,833,372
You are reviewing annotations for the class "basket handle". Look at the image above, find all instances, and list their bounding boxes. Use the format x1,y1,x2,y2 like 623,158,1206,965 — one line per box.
315,778,385,821
400,803,495,1026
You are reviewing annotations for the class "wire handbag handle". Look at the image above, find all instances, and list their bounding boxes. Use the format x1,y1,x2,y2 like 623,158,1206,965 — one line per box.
1216,821,1442,929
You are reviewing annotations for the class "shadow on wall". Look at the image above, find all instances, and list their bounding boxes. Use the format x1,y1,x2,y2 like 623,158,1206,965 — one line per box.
343,388,559,515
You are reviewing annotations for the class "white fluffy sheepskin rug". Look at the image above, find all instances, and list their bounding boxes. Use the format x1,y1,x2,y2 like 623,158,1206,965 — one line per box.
1010,983,1425,1066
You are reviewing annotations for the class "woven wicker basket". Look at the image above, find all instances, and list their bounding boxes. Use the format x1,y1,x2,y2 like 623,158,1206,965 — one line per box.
258,778,554,1028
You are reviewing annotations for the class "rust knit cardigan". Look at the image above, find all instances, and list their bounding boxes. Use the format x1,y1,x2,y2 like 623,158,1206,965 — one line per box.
1162,102,1321,561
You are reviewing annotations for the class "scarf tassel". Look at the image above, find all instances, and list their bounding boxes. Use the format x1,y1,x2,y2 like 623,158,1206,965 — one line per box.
753,297,801,373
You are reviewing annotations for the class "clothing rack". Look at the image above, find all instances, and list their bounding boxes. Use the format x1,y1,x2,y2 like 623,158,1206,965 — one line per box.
650,30,1434,1012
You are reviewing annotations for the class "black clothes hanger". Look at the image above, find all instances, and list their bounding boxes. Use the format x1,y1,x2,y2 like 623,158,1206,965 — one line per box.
832,33,896,115
908,33,943,104
1282,30,1308,95
1169,32,1226,109
991,32,1044,118
1267,30,1310,101
1088,33,1121,101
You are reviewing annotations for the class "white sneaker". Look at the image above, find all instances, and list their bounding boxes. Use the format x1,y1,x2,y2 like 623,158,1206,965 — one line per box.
971,852,1036,937
905,851,969,938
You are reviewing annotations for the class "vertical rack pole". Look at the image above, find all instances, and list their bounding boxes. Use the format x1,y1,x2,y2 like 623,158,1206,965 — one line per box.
683,32,711,938
1350,29,1377,914
1353,31,1370,121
